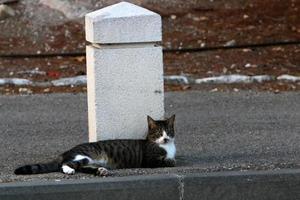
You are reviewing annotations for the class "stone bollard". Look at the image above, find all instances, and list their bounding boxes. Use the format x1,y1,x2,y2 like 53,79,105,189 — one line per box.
85,2,164,142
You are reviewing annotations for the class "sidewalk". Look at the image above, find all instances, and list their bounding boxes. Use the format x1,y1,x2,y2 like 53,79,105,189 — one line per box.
0,91,299,184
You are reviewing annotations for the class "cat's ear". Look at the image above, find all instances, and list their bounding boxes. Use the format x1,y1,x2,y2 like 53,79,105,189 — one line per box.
167,114,175,127
147,115,157,130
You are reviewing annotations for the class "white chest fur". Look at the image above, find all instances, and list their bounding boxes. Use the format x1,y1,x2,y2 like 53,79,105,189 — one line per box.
159,141,176,159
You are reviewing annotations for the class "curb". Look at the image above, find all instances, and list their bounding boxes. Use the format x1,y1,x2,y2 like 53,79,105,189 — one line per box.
0,175,180,200
0,74,300,87
184,169,300,200
1,169,300,200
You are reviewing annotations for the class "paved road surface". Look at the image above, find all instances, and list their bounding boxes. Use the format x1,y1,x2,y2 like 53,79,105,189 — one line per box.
0,91,299,182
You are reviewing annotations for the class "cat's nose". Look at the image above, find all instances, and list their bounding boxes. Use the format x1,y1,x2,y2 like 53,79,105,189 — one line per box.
164,138,169,143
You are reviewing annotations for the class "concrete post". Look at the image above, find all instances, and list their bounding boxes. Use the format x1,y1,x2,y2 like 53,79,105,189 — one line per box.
85,2,164,142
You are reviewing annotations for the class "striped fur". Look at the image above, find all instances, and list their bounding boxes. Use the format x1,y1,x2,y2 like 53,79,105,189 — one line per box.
14,158,62,174
14,115,176,175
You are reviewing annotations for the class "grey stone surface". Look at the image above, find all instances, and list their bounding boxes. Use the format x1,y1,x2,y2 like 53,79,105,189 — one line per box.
0,175,180,200
2,169,300,200
183,170,300,200
86,44,164,141
51,75,87,87
85,2,162,43
85,2,163,142
0,91,299,183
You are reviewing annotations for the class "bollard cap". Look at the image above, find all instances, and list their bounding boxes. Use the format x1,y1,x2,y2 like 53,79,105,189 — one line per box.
85,2,162,44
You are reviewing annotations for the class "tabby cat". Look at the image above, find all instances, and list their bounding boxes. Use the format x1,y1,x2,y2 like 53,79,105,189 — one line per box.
14,115,176,176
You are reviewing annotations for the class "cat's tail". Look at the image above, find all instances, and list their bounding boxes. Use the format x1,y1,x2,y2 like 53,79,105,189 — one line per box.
14,157,63,175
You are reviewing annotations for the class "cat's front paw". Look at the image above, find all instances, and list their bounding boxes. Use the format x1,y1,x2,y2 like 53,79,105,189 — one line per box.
164,159,176,167
95,167,110,177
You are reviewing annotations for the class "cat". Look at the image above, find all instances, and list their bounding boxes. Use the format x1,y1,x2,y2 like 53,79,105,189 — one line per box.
14,115,176,176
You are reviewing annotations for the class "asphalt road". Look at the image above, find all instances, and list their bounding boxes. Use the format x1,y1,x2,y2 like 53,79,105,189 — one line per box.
0,91,299,183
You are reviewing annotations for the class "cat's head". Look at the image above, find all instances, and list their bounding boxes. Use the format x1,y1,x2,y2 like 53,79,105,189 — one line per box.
146,115,175,144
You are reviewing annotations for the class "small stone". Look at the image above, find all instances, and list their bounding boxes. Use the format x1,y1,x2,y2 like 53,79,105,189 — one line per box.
43,88,50,92
233,88,239,92
272,47,284,51
210,88,218,92
192,16,208,21
60,65,68,69
18,88,32,94
9,71,13,76
291,84,296,90
75,56,85,62
182,85,190,90
224,40,236,47
199,16,208,21
0,4,15,20
242,48,251,52
19,88,27,92
39,0,90,20
244,63,252,68
170,14,176,20
192,17,200,21
243,14,249,19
